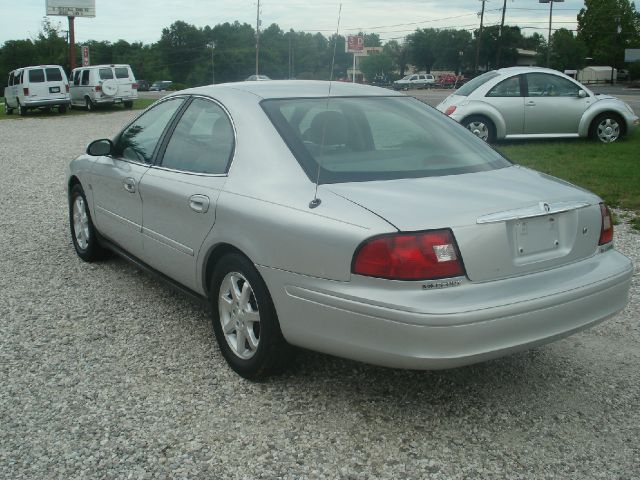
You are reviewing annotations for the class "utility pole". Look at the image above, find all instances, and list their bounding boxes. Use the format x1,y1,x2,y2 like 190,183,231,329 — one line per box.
496,0,507,68
288,32,292,79
474,0,486,74
540,0,565,68
68,16,76,71
255,0,261,76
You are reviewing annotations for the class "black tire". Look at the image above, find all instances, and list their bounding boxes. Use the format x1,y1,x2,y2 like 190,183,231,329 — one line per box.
462,115,496,143
210,253,293,380
85,97,94,111
58,104,67,114
69,183,108,262
4,100,13,115
590,112,624,143
123,100,133,109
18,102,27,116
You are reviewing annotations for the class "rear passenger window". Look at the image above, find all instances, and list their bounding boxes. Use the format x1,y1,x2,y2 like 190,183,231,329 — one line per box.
81,70,90,85
28,69,45,83
99,68,114,80
487,75,521,97
114,67,129,79
45,68,63,81
161,98,234,174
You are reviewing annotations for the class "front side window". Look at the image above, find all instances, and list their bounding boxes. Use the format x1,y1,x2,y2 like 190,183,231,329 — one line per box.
45,68,63,82
99,68,114,80
486,75,521,97
262,96,510,184
73,71,81,85
115,98,184,163
526,73,580,97
81,70,90,85
28,69,45,83
161,98,234,174
8,72,14,86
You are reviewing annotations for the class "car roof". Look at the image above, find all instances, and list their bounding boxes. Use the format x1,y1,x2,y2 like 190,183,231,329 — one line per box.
181,80,404,100
494,66,567,76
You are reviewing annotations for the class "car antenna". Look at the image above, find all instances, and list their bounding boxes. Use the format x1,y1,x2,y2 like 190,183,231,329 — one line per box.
309,3,342,210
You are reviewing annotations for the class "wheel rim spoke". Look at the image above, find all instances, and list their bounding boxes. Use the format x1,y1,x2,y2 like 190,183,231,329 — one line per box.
73,197,89,249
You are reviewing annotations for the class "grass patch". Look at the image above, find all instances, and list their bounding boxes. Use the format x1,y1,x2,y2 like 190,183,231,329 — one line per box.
0,97,155,120
495,130,640,216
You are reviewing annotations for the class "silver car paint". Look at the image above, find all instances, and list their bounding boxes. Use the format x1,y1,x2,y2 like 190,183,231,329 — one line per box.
437,67,639,139
68,80,633,370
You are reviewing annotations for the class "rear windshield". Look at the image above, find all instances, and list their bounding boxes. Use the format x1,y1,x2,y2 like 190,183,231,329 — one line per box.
114,67,129,79
28,69,45,83
45,67,63,81
455,71,500,96
262,96,510,184
99,68,114,80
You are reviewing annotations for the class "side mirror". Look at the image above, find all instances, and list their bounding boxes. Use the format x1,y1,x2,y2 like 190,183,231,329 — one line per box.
87,139,114,156
578,90,587,98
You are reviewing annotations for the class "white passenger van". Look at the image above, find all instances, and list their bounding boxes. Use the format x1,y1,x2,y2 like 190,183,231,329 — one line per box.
70,64,138,110
5,65,70,115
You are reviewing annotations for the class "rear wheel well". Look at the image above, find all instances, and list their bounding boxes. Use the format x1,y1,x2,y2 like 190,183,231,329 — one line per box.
68,175,81,198
204,244,253,295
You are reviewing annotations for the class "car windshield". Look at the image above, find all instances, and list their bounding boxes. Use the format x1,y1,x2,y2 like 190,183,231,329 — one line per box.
455,71,500,96
262,96,510,184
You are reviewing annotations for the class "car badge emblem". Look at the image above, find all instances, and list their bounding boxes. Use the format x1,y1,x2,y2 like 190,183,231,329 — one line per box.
540,202,551,213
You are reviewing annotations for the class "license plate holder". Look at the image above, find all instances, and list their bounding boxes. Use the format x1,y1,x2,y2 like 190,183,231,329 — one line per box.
49,86,60,93
514,215,559,257
114,98,122,103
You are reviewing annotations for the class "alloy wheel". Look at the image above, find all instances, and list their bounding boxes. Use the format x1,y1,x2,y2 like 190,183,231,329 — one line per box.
466,121,489,141
596,118,620,143
72,196,90,250
218,272,261,360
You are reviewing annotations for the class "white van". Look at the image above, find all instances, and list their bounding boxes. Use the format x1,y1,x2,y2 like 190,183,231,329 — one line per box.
5,65,70,115
70,64,138,110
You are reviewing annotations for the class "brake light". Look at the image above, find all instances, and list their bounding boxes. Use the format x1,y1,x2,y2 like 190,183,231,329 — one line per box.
352,229,466,280
23,87,29,96
95,85,102,92
444,105,457,116
65,84,69,92
598,203,613,245
132,83,139,89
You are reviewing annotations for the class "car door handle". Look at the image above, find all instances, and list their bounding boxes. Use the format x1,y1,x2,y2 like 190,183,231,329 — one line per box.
189,194,210,213
526,101,536,107
123,177,136,193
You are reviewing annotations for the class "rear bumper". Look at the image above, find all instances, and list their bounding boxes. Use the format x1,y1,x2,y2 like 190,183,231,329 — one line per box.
94,95,138,105
23,98,70,108
260,249,633,369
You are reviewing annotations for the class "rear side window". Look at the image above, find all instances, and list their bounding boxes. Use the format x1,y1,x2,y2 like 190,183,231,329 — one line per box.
81,70,90,85
486,75,521,97
28,69,45,83
99,68,114,80
161,98,235,174
45,68,63,82
114,67,129,79
455,71,500,96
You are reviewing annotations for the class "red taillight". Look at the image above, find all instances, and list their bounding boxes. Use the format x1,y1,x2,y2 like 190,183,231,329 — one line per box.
132,83,139,89
352,229,466,280
599,203,613,245
95,85,102,92
65,84,69,92
444,105,457,116
23,87,29,96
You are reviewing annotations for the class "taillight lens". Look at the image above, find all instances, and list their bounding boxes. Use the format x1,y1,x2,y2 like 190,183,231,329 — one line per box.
599,203,613,245
444,105,457,116
65,84,69,92
95,85,102,92
132,83,139,89
352,229,466,280
23,87,29,96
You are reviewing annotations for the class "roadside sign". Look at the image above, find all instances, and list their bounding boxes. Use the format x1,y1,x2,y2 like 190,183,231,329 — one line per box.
346,35,364,53
82,46,90,66
46,0,96,18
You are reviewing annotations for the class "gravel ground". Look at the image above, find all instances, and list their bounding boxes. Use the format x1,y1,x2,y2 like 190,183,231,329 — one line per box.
0,111,638,480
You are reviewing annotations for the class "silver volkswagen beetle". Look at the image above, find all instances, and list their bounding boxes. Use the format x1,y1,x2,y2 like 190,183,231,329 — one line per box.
67,81,633,379
437,67,639,143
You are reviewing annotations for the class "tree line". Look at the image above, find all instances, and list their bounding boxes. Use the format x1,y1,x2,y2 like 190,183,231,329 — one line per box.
1,0,638,88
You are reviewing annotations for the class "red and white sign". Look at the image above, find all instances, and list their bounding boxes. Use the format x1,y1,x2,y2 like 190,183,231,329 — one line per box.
346,35,364,53
81,46,90,66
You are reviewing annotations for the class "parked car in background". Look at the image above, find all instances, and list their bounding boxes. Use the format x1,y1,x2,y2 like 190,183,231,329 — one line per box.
245,75,271,81
437,67,639,143
70,64,138,110
393,73,435,90
149,80,173,91
137,79,150,91
5,65,70,115
67,81,632,379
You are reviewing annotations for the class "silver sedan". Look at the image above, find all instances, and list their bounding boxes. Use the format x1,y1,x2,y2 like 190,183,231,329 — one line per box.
67,81,633,379
437,67,639,143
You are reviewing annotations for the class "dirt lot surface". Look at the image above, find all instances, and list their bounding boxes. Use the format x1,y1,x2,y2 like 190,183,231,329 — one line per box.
0,111,638,479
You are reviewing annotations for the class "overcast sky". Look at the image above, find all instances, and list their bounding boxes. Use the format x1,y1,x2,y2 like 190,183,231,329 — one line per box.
4,0,638,45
